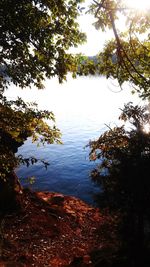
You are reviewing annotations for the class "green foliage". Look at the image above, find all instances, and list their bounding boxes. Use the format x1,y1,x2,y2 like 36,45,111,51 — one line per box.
0,93,61,179
0,0,86,90
79,0,150,99
95,37,150,98
89,102,150,208
89,102,150,262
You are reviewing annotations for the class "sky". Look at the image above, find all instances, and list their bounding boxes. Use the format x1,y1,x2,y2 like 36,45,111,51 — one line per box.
70,1,111,56
73,13,112,55
70,0,150,56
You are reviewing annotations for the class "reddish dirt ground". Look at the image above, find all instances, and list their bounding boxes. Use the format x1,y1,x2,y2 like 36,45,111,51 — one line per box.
0,190,118,267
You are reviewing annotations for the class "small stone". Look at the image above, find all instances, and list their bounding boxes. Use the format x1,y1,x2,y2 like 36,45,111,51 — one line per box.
41,209,46,212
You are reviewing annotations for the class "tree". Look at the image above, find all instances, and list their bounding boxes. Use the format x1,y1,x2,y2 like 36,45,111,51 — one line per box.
0,0,86,90
83,2,150,264
0,0,85,210
78,0,150,99
0,93,63,210
89,102,150,265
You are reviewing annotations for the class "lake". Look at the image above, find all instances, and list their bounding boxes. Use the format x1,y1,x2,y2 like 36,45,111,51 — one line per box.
6,75,141,205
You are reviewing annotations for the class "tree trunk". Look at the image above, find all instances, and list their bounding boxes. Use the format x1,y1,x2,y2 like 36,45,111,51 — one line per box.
0,171,23,213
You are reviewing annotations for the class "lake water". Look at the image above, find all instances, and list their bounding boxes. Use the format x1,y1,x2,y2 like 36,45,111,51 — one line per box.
6,76,141,205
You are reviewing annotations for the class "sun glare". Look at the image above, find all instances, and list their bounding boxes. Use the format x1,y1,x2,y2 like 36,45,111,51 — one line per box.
124,0,150,10
143,124,150,134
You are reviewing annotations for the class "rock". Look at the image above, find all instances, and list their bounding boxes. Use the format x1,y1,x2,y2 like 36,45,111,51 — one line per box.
51,194,65,205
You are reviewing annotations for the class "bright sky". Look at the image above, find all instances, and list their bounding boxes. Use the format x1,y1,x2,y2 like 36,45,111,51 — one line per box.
124,0,150,9
71,0,150,56
73,13,112,55
70,2,112,56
